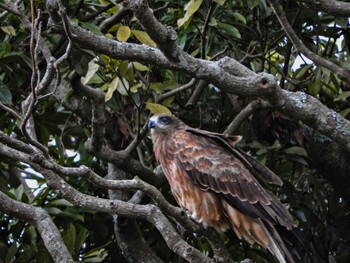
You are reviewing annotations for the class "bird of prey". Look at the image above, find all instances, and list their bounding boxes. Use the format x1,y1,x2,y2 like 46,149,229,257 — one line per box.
148,113,299,263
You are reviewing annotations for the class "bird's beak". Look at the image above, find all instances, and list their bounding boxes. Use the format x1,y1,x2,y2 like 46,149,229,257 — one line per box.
148,119,156,129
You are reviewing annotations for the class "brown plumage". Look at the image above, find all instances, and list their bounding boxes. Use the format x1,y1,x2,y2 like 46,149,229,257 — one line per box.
148,114,297,263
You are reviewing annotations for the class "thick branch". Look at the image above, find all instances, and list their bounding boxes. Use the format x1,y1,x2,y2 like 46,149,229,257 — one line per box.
303,0,350,16
55,18,277,96
270,89,350,151
107,165,164,263
0,137,195,231
44,2,350,153
0,142,213,262
0,191,73,263
130,0,181,62
85,144,162,186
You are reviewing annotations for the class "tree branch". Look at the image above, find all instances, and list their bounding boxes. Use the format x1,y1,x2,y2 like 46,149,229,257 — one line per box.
268,0,350,85
156,78,197,104
225,99,272,135
0,141,213,262
107,165,164,263
100,2,132,34
43,0,350,153
0,191,74,263
303,0,350,16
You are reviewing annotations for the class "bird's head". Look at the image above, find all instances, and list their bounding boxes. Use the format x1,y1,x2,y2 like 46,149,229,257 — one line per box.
148,114,182,135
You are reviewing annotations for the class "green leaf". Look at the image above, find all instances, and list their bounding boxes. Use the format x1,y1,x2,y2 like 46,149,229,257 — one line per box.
105,77,120,101
130,82,143,93
117,26,131,42
50,199,73,206
1,26,16,36
218,22,241,39
213,0,225,5
0,85,12,105
116,77,129,96
295,64,313,79
132,30,156,47
63,224,76,255
83,248,108,262
177,0,203,28
133,62,149,71
5,242,17,263
335,91,350,101
9,185,23,200
149,82,164,94
283,146,308,157
80,22,104,36
0,41,11,57
208,18,218,27
75,225,88,254
45,207,63,215
335,17,348,28
81,60,100,84
232,12,246,24
99,0,110,5
247,0,260,9
61,209,85,222
145,102,172,115
75,55,91,76
308,67,321,96
340,107,350,117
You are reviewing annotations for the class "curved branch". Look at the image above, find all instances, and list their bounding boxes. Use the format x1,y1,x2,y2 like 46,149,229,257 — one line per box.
270,89,350,151
100,3,132,34
43,1,350,153
225,100,272,135
156,78,197,103
0,101,22,121
268,0,350,85
0,142,213,262
0,137,194,231
107,164,164,263
0,136,232,261
130,0,181,62
0,191,74,263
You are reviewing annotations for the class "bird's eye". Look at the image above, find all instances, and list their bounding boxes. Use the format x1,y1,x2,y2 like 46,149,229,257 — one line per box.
159,116,170,124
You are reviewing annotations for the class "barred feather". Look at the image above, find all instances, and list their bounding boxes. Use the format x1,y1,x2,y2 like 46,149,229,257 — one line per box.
149,114,298,263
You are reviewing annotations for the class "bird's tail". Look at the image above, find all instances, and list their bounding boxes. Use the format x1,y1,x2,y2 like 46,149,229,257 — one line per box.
262,222,295,263
223,203,295,263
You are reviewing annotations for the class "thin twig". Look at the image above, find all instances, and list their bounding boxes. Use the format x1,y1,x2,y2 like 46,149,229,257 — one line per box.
186,79,207,108
0,2,22,16
200,0,214,59
80,3,114,22
225,99,272,135
0,101,22,121
20,4,49,155
156,78,197,103
100,3,131,33
210,45,229,61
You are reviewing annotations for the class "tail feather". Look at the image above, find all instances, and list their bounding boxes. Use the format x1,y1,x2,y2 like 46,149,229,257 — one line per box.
263,221,295,263
223,201,295,263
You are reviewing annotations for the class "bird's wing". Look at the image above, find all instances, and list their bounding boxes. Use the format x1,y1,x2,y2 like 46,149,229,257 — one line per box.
185,127,283,186
172,129,295,229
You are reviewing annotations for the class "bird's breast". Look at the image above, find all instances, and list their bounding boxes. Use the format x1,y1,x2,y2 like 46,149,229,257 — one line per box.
163,160,230,232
